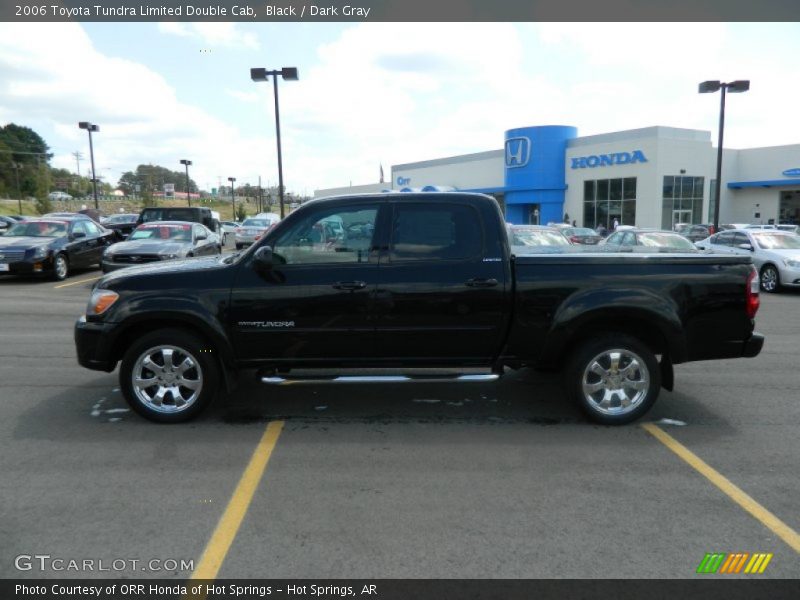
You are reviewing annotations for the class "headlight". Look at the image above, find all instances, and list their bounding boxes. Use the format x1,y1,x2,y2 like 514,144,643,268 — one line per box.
159,253,179,260
785,258,800,268
86,289,119,316
30,246,48,259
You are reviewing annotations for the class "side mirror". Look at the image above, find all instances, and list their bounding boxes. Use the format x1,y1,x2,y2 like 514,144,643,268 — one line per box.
195,231,207,241
737,243,754,251
252,246,274,270
72,231,86,239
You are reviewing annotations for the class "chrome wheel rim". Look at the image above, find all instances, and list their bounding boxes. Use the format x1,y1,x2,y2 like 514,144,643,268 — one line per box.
761,268,777,292
55,255,67,279
581,348,649,416
131,345,203,414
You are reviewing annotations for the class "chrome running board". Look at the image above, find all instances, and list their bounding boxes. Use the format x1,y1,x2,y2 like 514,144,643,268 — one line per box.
261,373,500,386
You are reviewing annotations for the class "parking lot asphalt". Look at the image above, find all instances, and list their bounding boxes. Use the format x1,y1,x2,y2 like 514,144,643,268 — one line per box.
0,261,798,580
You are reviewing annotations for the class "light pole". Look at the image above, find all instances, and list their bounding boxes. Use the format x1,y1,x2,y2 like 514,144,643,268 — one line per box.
698,80,750,231
250,66,299,219
180,159,193,206
78,121,100,209
228,177,236,221
11,162,22,215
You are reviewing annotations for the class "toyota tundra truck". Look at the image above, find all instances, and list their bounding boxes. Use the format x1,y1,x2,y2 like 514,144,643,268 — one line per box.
75,193,763,424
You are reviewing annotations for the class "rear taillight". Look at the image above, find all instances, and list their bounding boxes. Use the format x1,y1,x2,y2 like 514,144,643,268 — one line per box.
745,266,760,319
235,228,243,234
569,236,580,243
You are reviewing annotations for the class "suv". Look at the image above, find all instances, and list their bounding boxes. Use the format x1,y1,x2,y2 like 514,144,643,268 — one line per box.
137,207,218,232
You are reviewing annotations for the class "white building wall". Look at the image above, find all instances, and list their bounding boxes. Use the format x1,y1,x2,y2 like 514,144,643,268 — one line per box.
392,151,503,191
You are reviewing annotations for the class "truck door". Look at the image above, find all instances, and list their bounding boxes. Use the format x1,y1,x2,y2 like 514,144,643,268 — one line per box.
229,200,383,363
372,200,508,363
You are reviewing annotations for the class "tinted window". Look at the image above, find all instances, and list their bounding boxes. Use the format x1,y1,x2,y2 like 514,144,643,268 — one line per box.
712,232,733,246
389,203,481,261
605,232,623,245
83,221,101,235
732,232,750,246
273,204,378,265
72,221,89,235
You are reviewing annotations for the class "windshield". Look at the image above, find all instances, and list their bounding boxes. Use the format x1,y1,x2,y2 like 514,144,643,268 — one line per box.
129,224,192,241
509,228,570,246
753,233,800,250
5,221,68,238
638,233,696,249
242,219,269,227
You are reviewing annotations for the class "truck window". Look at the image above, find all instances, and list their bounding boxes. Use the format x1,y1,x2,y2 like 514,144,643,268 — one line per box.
389,203,482,262
273,205,378,265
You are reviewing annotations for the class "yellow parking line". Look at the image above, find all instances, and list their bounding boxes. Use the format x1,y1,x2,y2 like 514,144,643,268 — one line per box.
642,423,800,554
54,275,103,289
190,420,285,581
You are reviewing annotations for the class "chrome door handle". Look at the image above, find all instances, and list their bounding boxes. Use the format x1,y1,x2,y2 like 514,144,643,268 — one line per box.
465,278,498,288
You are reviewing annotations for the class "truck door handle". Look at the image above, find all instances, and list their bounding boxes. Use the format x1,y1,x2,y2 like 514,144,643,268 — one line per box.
465,278,498,288
333,281,367,291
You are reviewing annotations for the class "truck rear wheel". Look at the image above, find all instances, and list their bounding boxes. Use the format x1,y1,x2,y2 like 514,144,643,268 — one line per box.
564,334,660,425
119,329,219,423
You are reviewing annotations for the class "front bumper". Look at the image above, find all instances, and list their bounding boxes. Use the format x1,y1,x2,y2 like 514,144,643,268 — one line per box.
777,264,800,288
0,255,55,276
75,315,117,371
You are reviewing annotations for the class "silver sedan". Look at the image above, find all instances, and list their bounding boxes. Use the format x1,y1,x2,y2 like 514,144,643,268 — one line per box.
696,229,800,292
234,218,274,250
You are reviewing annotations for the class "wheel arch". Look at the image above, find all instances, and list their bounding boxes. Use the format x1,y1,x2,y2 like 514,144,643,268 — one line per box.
109,314,237,393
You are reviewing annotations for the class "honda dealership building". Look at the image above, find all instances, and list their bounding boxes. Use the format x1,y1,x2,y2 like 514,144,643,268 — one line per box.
314,125,800,230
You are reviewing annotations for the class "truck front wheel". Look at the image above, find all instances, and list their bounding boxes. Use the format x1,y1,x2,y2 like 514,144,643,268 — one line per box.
119,329,219,423
564,334,660,425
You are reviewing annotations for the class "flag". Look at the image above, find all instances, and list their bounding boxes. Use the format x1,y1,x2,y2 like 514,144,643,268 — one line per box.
379,163,384,183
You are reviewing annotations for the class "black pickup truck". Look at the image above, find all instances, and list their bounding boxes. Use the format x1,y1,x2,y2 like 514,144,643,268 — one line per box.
75,193,763,424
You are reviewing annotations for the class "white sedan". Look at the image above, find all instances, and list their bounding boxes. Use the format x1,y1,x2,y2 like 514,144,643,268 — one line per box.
695,229,800,292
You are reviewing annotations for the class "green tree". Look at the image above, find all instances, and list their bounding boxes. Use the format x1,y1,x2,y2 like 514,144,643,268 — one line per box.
235,203,247,222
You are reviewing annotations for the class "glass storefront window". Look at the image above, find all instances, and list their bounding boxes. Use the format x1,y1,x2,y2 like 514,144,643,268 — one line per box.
662,175,705,229
582,177,637,229
623,178,636,200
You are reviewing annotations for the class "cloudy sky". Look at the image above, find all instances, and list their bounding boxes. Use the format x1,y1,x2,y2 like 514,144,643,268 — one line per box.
0,22,798,195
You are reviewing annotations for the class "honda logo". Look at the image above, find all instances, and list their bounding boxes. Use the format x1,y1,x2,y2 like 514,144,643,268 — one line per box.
505,137,531,168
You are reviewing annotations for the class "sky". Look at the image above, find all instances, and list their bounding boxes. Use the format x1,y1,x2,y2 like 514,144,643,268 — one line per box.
0,21,798,196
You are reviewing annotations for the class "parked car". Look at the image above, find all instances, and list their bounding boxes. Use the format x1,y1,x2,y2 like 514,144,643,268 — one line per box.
48,191,73,201
776,224,799,235
602,229,698,252
137,206,218,233
219,221,239,245
235,217,274,250
101,221,221,273
676,224,715,242
507,225,571,248
0,215,16,233
696,229,800,292
75,192,763,425
745,224,777,230
562,226,603,245
102,213,139,240
0,216,115,280
718,223,750,231
255,212,281,226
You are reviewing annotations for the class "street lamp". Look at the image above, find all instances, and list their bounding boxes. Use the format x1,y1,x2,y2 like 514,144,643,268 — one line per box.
78,121,100,209
180,159,193,207
11,162,22,215
228,177,236,221
698,80,750,231
250,66,299,219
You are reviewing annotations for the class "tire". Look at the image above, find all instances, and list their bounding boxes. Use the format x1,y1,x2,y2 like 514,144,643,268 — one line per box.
119,328,219,423
564,334,660,425
52,253,69,281
760,265,781,293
